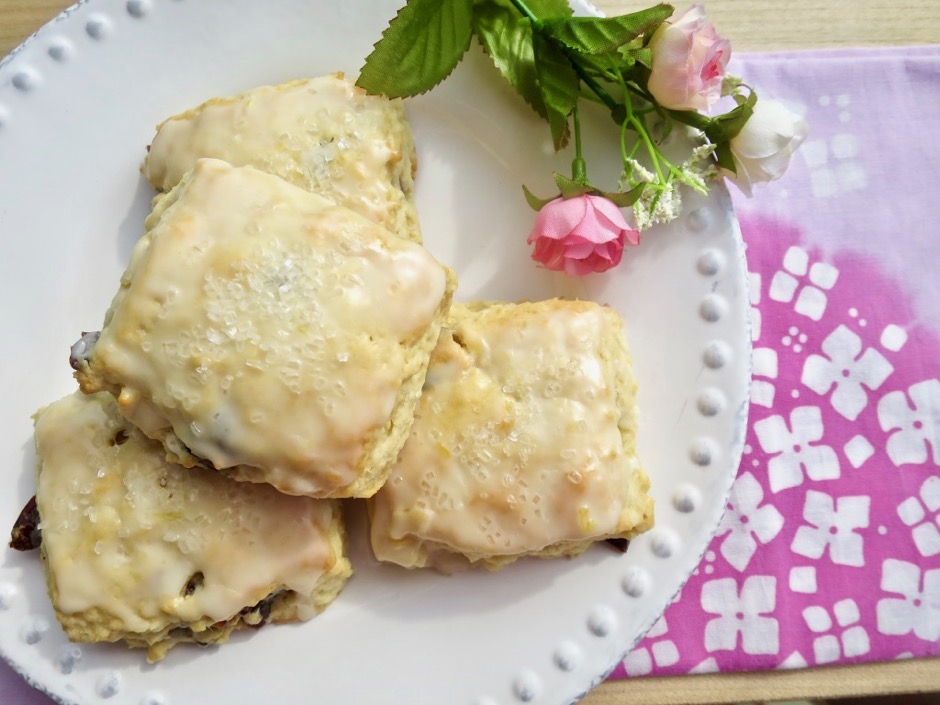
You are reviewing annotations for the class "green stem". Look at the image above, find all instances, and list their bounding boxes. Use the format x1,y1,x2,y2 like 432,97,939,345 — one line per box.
508,0,700,199
574,104,583,159
619,118,630,166
629,111,666,184
571,63,619,113
505,0,541,28
572,104,588,183
506,0,620,113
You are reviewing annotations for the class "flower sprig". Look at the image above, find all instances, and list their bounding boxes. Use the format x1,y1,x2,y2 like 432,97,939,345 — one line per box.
357,0,806,275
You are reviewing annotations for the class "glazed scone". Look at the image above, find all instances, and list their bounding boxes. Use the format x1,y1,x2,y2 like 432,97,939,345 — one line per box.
370,299,654,571
73,158,456,498
143,75,422,242
32,391,351,662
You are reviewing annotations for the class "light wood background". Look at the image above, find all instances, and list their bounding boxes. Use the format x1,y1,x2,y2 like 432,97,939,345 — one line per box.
2,1,938,704
2,0,939,55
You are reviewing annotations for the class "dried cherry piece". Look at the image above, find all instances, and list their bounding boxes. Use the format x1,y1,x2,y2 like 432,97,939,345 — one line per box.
9,495,41,551
240,592,278,628
605,537,630,553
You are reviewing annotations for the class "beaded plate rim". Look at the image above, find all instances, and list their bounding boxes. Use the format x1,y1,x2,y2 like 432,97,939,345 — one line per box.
0,2,750,704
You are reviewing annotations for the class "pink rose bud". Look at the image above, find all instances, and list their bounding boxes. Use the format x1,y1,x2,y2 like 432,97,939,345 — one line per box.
647,4,731,112
527,194,640,277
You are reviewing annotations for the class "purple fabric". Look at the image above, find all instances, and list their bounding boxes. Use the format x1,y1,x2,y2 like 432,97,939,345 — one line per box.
609,44,940,678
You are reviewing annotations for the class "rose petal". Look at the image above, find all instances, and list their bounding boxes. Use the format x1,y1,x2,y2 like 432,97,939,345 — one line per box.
723,161,754,196
587,194,631,229
734,101,807,158
528,194,633,276
755,146,799,179
585,251,616,274
647,29,696,110
647,4,726,112
590,202,640,248
534,238,566,270
570,206,619,245
564,256,596,277
674,4,708,31
603,238,626,267
562,238,599,259
725,97,807,196
599,238,625,265
734,121,794,159
530,196,588,241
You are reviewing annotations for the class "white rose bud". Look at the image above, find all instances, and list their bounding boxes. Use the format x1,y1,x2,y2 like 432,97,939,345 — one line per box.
722,98,808,196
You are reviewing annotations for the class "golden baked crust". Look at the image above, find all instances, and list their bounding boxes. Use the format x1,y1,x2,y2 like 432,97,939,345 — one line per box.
33,391,352,662
143,74,422,242
74,158,456,498
369,299,654,571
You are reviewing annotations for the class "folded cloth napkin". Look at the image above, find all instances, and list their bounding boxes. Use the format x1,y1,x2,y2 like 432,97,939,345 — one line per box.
610,44,940,679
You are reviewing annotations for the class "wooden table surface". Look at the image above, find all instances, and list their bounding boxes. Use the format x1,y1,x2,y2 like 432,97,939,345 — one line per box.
2,1,938,704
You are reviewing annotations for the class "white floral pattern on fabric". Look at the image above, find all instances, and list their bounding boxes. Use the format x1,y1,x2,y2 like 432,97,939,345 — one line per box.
717,472,785,571
749,271,763,342
702,576,779,655
843,435,875,469
611,48,940,682
754,406,841,493
878,379,940,466
622,617,679,676
876,560,940,642
687,657,720,674
791,490,870,567
789,566,818,594
897,476,940,557
802,124,869,199
751,347,779,409
802,325,893,421
802,599,870,663
769,246,839,320
777,651,809,669
880,324,909,352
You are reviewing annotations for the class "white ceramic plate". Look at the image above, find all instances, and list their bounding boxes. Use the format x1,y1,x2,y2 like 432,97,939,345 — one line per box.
0,1,750,704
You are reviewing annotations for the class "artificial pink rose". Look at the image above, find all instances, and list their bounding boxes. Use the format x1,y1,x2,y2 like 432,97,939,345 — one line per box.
527,194,640,276
647,4,731,112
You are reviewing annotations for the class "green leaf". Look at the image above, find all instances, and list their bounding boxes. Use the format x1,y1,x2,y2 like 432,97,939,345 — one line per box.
532,31,580,150
525,0,573,18
522,184,559,210
553,172,591,198
659,116,674,143
626,46,653,69
704,90,757,143
474,0,579,148
473,2,547,120
356,0,474,98
666,107,712,132
597,183,645,207
541,5,673,55
714,142,737,173
562,51,617,83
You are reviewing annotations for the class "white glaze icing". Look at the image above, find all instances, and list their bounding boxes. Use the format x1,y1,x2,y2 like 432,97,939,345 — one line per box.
33,392,341,631
93,158,450,496
371,301,651,568
143,75,420,241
